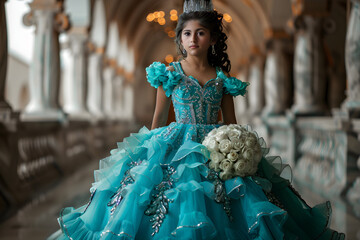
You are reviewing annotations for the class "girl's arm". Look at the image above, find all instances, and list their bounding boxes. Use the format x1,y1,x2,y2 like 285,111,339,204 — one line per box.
151,85,171,130
221,93,237,125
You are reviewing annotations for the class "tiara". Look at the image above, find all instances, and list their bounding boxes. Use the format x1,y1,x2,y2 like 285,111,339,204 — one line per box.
183,0,214,13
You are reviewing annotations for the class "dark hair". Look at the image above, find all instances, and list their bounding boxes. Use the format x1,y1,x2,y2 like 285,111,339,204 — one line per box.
175,10,231,73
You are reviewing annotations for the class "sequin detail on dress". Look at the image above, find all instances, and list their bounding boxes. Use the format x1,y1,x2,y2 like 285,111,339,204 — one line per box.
107,160,143,214
144,165,176,236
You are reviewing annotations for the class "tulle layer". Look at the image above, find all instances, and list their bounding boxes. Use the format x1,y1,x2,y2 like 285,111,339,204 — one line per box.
57,123,344,240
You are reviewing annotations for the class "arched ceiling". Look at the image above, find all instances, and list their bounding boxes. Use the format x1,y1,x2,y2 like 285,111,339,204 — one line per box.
99,0,292,75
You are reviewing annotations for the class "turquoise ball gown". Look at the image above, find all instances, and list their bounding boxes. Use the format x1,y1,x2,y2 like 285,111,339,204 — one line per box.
55,61,345,240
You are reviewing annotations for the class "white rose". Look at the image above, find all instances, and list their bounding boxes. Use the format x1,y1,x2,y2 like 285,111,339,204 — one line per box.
217,125,228,131
219,159,233,172
234,160,251,177
245,134,258,147
219,139,233,153
209,161,221,172
210,151,225,164
228,130,241,139
208,129,218,137
243,149,254,161
202,138,210,147
215,131,228,142
207,139,219,152
227,151,239,162
231,138,242,151
220,170,233,181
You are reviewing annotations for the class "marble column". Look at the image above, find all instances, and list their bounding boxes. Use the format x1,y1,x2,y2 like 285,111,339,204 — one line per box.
291,16,327,114
21,0,67,121
86,0,106,120
63,28,90,119
263,40,289,116
103,22,119,119
103,62,116,119
87,49,104,119
343,0,360,110
123,82,134,121
114,74,125,119
0,0,11,111
248,57,264,115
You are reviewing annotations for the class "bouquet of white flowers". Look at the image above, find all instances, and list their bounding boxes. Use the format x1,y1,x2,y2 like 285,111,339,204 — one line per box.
202,124,263,181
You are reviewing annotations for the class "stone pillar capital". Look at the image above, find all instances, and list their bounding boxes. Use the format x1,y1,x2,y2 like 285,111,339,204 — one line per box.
23,0,70,32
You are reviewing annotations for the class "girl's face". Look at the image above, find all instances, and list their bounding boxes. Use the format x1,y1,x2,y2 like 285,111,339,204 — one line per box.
181,20,215,58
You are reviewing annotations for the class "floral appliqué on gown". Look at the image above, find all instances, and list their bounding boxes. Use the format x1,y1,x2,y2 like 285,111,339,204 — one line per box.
56,62,345,240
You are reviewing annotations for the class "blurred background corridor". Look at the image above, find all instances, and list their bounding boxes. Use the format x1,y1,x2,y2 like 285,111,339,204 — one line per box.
0,0,360,239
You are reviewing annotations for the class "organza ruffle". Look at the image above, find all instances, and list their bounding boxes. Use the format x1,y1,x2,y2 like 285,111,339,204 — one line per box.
217,70,249,97
56,122,344,240
146,62,182,97
57,123,293,240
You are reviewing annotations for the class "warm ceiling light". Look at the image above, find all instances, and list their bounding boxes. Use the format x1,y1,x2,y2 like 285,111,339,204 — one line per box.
158,18,166,25
170,9,177,15
165,54,174,63
154,11,160,18
159,11,165,18
170,15,178,21
167,31,175,38
223,13,232,23
146,13,155,22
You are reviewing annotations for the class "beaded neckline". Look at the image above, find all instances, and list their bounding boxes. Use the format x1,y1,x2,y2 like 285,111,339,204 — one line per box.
171,61,221,89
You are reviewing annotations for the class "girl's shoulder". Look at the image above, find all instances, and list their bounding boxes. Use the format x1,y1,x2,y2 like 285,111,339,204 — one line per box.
146,62,182,97
216,68,250,97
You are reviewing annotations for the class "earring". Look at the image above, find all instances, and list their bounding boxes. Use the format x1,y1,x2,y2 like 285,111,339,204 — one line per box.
180,45,186,55
212,45,216,55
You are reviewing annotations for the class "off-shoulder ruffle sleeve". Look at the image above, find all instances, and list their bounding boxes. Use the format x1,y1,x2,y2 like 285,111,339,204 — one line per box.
218,71,250,97
146,62,182,97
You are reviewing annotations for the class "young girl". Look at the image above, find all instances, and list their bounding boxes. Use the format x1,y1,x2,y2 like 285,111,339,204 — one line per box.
54,1,345,239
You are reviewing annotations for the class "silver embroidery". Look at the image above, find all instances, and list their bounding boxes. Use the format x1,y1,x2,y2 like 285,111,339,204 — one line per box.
171,221,211,236
59,209,74,240
171,62,224,125
107,160,143,215
248,209,287,234
145,165,176,236
100,230,134,238
83,189,96,213
206,166,234,221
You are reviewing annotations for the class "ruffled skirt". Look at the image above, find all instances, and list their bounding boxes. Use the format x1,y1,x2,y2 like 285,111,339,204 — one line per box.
56,122,345,240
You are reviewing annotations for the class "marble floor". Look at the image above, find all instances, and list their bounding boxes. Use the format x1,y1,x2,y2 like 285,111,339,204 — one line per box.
0,159,359,240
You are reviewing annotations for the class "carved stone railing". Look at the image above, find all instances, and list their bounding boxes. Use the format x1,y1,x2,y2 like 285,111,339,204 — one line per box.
294,118,360,196
262,113,360,199
262,115,296,168
0,118,136,222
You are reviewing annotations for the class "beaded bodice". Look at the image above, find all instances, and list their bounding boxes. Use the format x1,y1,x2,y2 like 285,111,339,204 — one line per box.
170,62,223,125
146,61,249,126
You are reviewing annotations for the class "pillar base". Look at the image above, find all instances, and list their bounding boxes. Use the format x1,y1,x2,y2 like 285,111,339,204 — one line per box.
291,104,327,115
65,111,92,121
261,106,285,117
20,109,65,122
342,99,360,111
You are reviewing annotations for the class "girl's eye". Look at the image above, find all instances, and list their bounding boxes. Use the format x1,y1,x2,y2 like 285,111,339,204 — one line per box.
198,32,205,36
184,32,190,36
